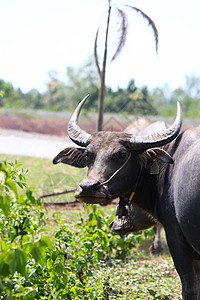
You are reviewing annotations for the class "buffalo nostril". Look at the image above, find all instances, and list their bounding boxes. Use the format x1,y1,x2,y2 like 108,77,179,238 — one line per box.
91,182,100,191
80,180,100,192
115,204,128,218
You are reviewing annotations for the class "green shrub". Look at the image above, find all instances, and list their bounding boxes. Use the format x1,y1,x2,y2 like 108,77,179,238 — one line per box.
76,204,143,261
0,160,151,299
0,161,52,298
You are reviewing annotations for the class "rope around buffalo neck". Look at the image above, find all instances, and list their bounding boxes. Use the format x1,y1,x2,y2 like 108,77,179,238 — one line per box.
96,152,141,203
97,152,132,187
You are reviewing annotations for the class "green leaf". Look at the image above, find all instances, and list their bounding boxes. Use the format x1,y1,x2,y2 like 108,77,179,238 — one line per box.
0,90,4,98
17,182,24,189
0,261,10,276
4,278,13,291
55,261,64,276
148,289,157,297
23,289,37,300
6,178,18,196
0,170,6,185
0,195,10,216
38,235,53,249
86,269,93,277
88,213,94,221
9,260,16,275
14,249,27,277
22,241,33,255
31,246,43,264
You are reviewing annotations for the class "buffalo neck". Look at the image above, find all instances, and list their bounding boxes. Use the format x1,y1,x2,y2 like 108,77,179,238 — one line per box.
131,168,160,219
131,136,182,220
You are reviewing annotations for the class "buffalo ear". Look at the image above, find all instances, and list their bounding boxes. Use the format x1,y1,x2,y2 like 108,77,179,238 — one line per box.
53,147,87,168
146,148,174,164
139,147,174,168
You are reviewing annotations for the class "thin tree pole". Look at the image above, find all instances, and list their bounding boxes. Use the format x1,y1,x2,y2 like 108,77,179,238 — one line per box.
97,3,111,131
95,1,158,131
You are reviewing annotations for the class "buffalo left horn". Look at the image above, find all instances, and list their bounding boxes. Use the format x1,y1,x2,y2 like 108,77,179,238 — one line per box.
129,102,182,150
67,95,91,147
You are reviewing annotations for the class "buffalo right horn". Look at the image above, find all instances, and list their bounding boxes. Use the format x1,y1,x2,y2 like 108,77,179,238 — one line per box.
129,102,182,150
67,95,91,147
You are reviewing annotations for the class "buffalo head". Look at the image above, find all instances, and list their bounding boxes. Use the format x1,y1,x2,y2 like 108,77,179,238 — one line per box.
53,95,182,205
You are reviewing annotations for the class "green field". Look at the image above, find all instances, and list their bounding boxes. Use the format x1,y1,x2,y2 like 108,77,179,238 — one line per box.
0,154,87,202
0,154,182,299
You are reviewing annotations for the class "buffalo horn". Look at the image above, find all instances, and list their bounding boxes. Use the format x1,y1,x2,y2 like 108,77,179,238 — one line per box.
67,95,91,147
129,102,182,150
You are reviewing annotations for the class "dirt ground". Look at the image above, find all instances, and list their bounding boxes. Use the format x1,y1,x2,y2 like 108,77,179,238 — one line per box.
0,113,69,136
0,111,134,136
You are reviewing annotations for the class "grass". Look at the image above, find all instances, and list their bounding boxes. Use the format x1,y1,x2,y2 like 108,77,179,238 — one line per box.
0,153,86,202
0,154,182,299
91,257,181,299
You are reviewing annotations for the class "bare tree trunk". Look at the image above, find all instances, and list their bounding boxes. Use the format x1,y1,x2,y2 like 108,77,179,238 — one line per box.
97,5,111,131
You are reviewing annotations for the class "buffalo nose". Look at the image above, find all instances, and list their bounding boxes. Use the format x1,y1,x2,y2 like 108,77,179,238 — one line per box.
79,179,100,192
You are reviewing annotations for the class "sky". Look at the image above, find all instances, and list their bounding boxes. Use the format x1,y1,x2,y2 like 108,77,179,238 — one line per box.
1,0,200,93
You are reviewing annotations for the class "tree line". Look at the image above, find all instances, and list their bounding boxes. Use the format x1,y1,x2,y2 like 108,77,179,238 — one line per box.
0,60,200,119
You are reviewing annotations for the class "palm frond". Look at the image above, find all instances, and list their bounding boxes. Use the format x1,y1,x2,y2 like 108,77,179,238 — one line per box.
94,27,101,76
111,8,128,62
125,5,158,53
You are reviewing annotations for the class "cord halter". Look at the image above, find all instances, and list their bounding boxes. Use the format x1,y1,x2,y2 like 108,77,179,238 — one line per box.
97,153,131,187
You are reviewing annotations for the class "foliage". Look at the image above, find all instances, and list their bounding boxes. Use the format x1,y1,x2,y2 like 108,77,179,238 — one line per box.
24,204,145,298
76,204,143,261
105,79,157,115
0,154,87,203
42,62,99,112
0,90,4,98
0,161,52,298
149,74,200,119
0,75,157,117
0,157,181,298
0,160,153,299
0,90,4,107
0,59,99,112
1,54,200,120
0,80,23,108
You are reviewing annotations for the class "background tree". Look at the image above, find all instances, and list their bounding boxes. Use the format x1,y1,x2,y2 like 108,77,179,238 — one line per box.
105,79,157,115
65,58,99,111
43,71,68,110
23,89,42,109
0,79,23,108
42,58,99,111
94,0,158,131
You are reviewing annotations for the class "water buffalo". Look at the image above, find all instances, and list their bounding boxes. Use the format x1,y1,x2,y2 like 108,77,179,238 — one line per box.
53,95,200,300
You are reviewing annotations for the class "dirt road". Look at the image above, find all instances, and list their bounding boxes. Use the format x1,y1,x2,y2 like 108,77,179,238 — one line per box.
0,129,74,159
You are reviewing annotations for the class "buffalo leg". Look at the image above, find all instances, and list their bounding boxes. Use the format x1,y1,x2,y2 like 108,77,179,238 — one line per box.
194,259,200,300
165,227,199,300
149,225,164,255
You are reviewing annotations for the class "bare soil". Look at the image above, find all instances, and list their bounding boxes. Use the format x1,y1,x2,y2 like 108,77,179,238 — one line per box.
0,113,69,136
0,111,132,136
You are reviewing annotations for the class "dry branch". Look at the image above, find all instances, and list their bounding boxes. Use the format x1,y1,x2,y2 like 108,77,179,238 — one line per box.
43,199,79,207
40,188,118,207
40,188,76,199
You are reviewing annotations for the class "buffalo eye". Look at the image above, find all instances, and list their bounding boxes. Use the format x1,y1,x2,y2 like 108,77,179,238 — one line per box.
116,150,128,161
85,150,95,165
